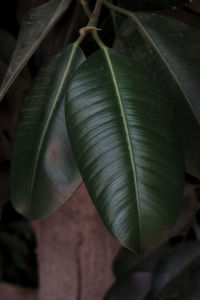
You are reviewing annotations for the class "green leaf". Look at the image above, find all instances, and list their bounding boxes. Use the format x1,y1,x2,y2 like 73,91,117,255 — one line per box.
0,29,30,92
114,13,200,178
65,48,184,253
0,0,72,102
11,43,85,219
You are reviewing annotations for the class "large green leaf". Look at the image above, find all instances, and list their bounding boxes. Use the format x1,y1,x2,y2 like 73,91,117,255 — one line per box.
11,43,85,219
0,0,72,102
65,48,184,253
114,13,200,178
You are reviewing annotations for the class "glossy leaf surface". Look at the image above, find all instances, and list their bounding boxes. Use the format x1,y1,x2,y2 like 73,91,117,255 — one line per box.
114,13,200,178
11,44,84,219
65,48,184,253
0,0,72,101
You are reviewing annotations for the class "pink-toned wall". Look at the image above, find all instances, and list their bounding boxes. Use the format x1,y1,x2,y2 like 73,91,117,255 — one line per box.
0,184,120,300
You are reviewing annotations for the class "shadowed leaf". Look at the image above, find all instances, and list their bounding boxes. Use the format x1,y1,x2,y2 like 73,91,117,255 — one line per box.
117,0,189,11
11,43,85,219
114,13,200,178
0,0,72,102
104,271,152,300
0,29,30,92
153,241,200,298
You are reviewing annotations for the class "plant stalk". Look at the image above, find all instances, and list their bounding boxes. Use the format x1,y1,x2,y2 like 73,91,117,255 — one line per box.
90,0,104,26
79,0,104,38
81,0,93,19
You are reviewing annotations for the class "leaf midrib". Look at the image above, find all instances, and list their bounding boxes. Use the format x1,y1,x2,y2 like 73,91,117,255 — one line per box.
130,12,200,125
103,47,142,248
29,42,78,206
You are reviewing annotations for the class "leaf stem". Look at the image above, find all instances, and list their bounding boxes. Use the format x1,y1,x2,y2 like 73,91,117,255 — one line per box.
90,0,104,27
92,30,106,49
110,6,118,35
80,0,104,32
74,30,87,46
103,0,138,22
80,0,93,19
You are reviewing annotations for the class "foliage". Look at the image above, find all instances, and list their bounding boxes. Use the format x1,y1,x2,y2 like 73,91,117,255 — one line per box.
104,183,200,299
0,203,38,287
11,44,84,219
0,0,200,295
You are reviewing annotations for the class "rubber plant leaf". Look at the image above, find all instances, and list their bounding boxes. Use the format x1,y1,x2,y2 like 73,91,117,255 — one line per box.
11,44,85,219
0,0,72,101
65,48,184,253
114,13,200,178
0,29,30,92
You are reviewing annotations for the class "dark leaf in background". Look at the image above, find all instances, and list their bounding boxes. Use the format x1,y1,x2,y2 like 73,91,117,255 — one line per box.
171,183,197,237
178,270,200,300
105,237,200,300
30,2,86,70
0,0,72,101
114,13,200,178
104,271,152,300
152,241,200,299
11,44,84,220
113,242,167,280
0,203,38,287
104,242,167,299
0,29,30,93
117,0,189,11
185,0,200,14
16,0,49,22
66,48,184,253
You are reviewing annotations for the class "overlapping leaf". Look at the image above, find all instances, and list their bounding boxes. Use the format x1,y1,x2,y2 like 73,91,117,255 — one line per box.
65,48,184,253
105,271,152,300
152,241,200,299
114,13,200,178
104,242,167,299
105,240,200,300
11,44,85,219
0,29,30,92
0,0,72,101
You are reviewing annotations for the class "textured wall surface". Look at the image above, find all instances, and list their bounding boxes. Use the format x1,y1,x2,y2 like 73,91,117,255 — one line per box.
0,183,120,300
